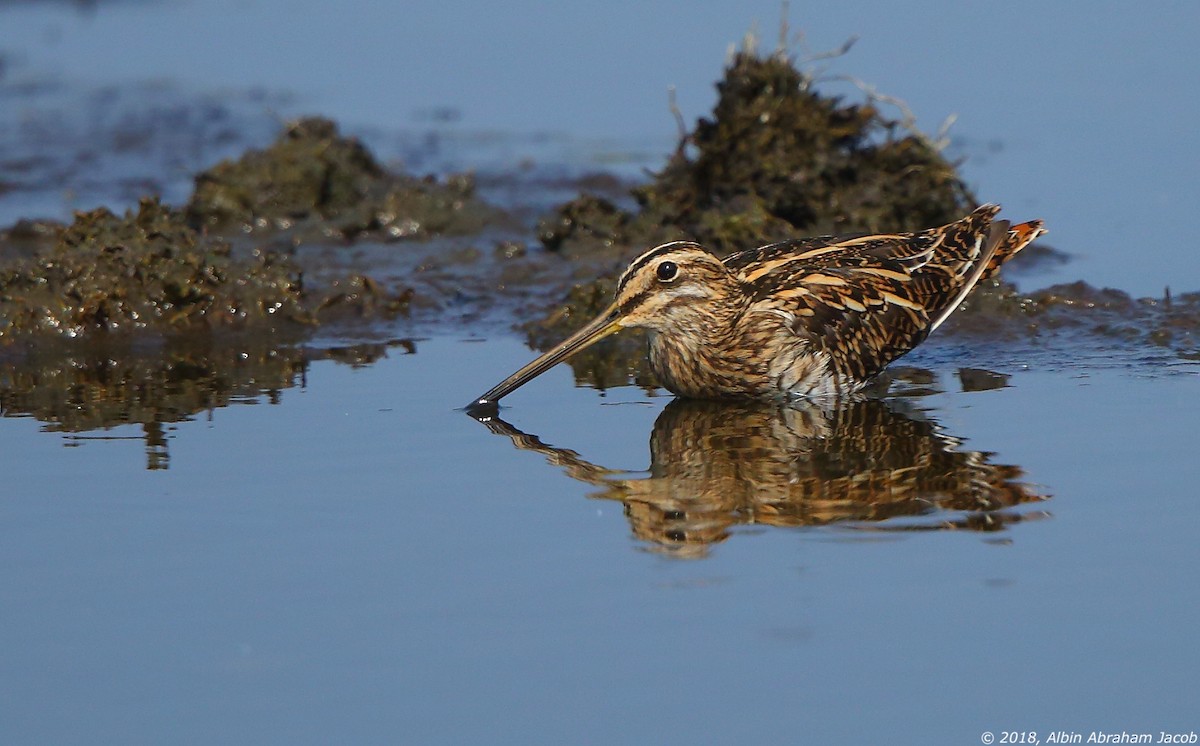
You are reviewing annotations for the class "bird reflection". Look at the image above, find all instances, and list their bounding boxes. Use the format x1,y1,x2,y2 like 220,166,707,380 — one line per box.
474,397,1048,557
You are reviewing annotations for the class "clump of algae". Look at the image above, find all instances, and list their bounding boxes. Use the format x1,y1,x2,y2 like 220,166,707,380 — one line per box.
0,197,414,342
187,117,491,240
0,198,310,339
0,118,481,342
539,46,974,261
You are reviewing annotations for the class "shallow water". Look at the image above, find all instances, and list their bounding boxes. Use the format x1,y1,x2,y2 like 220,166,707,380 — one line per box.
3,2,1200,743
2,339,1199,743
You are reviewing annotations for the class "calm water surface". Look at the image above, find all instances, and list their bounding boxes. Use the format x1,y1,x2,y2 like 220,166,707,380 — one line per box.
2,337,1198,743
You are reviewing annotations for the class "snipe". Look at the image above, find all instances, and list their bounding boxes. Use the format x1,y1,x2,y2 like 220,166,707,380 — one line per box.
469,204,1043,409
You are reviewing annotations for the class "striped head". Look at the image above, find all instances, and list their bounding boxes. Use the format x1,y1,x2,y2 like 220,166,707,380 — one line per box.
610,242,739,332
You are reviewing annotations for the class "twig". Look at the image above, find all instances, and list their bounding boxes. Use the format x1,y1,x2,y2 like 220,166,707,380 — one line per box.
667,85,687,142
797,35,858,89
777,1,790,54
800,35,858,65
828,73,957,151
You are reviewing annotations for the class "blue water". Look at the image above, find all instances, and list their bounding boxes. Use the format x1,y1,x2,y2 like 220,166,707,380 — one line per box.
2,339,1197,743
2,2,1199,743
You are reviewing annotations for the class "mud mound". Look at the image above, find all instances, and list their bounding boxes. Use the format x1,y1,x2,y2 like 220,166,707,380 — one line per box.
187,117,493,240
0,198,413,341
541,50,974,259
0,198,310,339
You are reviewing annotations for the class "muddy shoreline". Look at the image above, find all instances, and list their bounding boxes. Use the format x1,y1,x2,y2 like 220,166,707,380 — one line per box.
1,47,1198,434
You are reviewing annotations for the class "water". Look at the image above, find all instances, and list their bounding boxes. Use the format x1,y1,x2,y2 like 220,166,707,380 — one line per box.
2,1,1200,743
2,339,1198,743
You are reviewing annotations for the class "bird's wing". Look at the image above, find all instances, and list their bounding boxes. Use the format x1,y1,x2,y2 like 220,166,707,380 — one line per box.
723,231,939,279
745,258,936,381
738,212,1009,380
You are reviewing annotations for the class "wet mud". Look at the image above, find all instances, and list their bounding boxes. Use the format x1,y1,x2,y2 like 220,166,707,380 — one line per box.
187,117,496,242
0,198,311,336
0,197,416,339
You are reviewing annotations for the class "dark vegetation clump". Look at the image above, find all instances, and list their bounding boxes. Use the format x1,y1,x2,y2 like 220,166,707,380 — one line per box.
0,198,309,339
0,118,469,342
0,198,413,341
539,48,975,261
634,49,974,252
186,117,492,240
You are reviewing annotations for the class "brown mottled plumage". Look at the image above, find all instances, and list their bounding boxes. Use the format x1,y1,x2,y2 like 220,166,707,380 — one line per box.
470,204,1044,407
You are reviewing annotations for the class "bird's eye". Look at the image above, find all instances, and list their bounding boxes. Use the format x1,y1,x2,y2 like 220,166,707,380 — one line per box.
656,261,679,282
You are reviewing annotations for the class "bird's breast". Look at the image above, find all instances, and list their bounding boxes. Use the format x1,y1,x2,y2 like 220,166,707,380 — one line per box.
645,320,838,399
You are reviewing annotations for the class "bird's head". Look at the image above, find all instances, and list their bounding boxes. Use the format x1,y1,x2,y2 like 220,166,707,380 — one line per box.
467,242,735,410
608,242,735,331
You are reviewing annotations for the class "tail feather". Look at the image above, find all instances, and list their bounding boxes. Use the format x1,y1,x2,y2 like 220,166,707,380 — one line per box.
928,216,1011,332
979,219,1046,282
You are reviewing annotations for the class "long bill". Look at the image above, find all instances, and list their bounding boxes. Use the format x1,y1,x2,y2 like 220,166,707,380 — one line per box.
468,303,624,409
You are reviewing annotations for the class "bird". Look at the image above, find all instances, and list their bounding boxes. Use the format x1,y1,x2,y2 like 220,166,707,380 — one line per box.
468,204,1044,409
